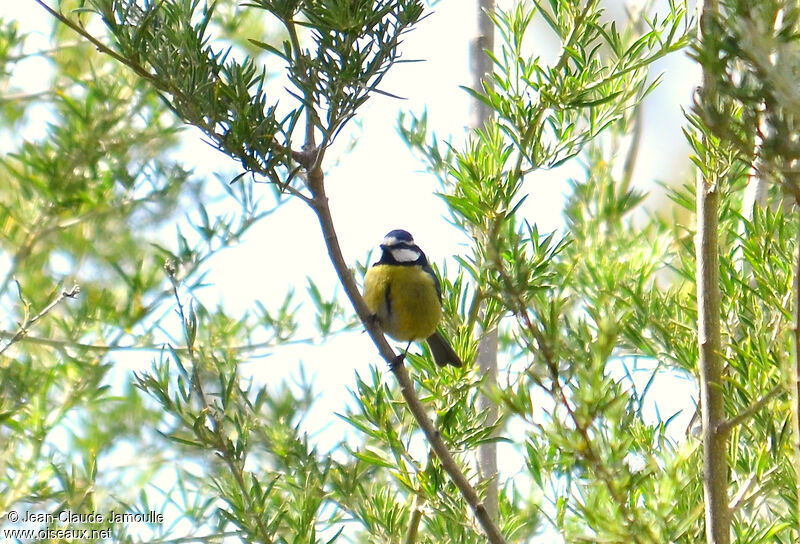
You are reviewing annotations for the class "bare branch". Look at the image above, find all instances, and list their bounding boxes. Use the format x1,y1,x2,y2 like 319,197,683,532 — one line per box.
0,284,81,357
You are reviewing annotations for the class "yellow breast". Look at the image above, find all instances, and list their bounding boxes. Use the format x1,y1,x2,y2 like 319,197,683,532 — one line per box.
363,264,442,342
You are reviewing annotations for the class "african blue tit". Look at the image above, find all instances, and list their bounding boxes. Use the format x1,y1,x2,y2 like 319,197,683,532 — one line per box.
363,229,462,367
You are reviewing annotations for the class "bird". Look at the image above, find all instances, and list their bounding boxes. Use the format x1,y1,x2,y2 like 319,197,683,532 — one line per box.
363,229,463,368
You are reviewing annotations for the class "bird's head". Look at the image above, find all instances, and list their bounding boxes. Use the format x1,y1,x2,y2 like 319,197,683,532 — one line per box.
380,229,424,264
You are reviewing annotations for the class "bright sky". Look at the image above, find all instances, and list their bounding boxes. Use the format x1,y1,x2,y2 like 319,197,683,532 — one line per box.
2,1,701,542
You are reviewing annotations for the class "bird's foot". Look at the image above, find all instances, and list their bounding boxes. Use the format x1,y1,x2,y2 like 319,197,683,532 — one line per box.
389,341,412,370
389,351,406,370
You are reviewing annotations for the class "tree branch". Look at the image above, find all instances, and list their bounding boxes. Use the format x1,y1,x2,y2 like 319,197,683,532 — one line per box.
305,167,507,544
792,192,800,533
718,383,784,435
695,2,730,542
471,0,499,524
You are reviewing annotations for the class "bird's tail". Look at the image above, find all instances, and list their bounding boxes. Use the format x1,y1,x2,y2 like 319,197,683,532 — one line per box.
426,330,463,367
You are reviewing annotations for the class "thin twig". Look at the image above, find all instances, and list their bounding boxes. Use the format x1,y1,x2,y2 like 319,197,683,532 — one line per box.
5,42,85,62
33,1,173,97
728,466,779,515
718,383,784,434
282,17,322,167
0,90,57,104
0,284,81,356
0,327,353,354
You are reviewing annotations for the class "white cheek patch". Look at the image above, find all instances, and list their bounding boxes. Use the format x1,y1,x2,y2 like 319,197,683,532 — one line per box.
391,248,421,263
